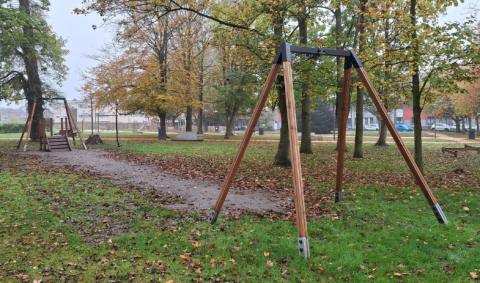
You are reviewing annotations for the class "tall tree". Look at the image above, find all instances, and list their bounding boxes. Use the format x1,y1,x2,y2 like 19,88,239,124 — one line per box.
0,0,68,140
353,0,367,158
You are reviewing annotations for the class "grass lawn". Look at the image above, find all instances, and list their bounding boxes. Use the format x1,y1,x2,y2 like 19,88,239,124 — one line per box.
1,138,480,282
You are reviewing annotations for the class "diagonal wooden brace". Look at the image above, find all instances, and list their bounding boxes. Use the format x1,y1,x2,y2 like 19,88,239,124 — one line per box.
209,64,281,224
284,61,310,259
355,66,447,224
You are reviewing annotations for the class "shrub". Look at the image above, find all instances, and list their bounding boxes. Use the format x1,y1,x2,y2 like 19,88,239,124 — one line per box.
0,123,25,133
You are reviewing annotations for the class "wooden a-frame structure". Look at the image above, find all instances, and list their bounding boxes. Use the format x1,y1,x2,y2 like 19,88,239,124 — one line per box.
17,97,87,151
208,42,448,259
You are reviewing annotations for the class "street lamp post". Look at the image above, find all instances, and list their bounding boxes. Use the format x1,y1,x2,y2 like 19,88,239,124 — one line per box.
433,104,437,140
115,99,121,147
90,96,94,136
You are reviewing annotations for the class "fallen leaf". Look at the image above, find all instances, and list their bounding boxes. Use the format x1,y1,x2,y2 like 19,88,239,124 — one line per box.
98,257,108,264
264,252,270,257
394,272,402,277
471,272,479,279
368,275,376,279
359,231,366,236
463,207,470,212
267,260,274,267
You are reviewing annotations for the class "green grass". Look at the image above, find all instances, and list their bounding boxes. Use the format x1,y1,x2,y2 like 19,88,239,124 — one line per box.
1,139,480,282
0,133,22,138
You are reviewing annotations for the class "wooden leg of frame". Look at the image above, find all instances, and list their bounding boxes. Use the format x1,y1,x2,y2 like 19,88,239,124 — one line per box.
335,68,352,202
17,107,34,150
284,61,310,259
208,64,281,224
65,101,86,148
355,67,447,224
24,103,37,152
67,111,76,146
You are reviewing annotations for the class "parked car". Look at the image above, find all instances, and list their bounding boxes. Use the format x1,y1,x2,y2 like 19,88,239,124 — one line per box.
430,123,455,132
395,124,413,131
363,124,378,131
370,124,379,131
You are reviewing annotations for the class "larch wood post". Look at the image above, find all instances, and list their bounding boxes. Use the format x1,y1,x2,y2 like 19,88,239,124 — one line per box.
208,64,281,224
66,108,76,145
50,118,53,136
284,61,310,259
17,104,35,150
61,118,64,134
355,66,448,224
335,67,352,202
23,102,37,151
65,101,86,149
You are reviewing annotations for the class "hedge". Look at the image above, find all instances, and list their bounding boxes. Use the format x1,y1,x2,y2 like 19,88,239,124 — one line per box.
0,123,25,133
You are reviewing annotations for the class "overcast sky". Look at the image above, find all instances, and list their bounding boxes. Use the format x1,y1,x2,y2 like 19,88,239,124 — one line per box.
1,0,479,109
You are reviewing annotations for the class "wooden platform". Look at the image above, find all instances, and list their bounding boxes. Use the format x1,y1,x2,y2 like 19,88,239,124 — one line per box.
47,135,71,152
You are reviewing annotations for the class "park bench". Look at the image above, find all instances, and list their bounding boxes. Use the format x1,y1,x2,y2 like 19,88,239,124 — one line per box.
171,132,204,141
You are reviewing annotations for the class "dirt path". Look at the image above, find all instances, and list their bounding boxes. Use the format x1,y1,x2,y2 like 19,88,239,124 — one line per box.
20,149,289,215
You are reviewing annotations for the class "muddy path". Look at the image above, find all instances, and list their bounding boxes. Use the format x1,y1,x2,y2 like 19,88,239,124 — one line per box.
19,149,291,215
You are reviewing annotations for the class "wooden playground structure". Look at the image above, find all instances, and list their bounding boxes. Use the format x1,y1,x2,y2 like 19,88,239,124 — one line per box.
442,144,480,157
17,97,87,152
208,42,448,259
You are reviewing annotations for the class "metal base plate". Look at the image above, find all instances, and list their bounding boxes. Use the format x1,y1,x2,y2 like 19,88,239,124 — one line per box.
82,142,87,150
208,210,219,224
298,237,310,259
431,203,448,224
23,145,27,152
335,191,343,203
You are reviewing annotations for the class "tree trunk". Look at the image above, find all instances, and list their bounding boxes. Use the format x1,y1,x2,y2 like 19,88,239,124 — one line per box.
410,0,424,174
224,108,238,139
462,116,466,133
158,111,166,129
273,7,290,165
198,107,203,134
353,0,367,159
334,5,345,150
375,120,388,146
299,2,312,154
20,0,44,141
454,116,461,133
274,75,291,166
197,50,205,135
300,93,312,154
186,106,192,132
475,116,480,133
353,87,365,156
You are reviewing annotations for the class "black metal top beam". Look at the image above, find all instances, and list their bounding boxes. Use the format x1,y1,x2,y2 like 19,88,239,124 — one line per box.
273,42,363,68
33,97,66,103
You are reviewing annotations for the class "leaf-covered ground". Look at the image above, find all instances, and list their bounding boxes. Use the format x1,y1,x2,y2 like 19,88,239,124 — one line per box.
100,140,480,218
1,138,480,282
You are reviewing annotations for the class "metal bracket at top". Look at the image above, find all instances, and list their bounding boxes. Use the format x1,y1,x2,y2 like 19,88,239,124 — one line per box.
273,42,363,68
33,97,67,103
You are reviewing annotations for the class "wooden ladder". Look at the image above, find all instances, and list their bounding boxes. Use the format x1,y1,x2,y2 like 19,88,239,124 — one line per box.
47,135,71,152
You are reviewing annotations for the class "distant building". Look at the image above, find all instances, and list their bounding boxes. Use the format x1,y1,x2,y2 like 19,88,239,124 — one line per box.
0,107,28,123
